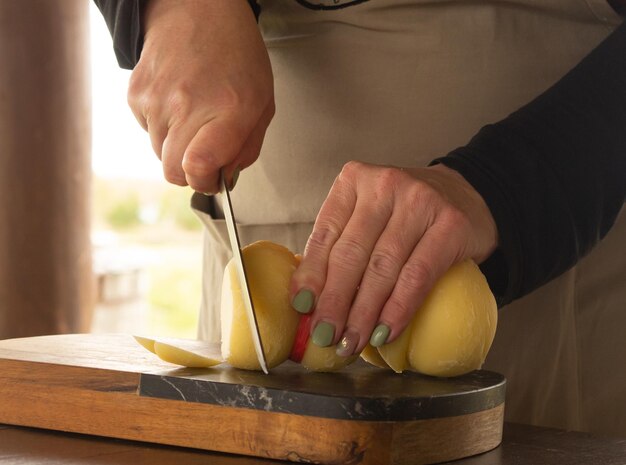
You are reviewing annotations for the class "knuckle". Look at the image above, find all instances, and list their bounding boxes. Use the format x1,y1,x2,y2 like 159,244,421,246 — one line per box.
306,222,342,254
213,82,268,115
128,67,162,110
405,181,436,210
167,88,194,122
384,295,414,321
400,258,435,292
127,68,145,104
144,113,162,135
441,206,471,231
368,251,401,282
375,167,402,190
291,264,325,296
329,238,369,269
368,167,411,203
214,86,244,111
339,160,364,182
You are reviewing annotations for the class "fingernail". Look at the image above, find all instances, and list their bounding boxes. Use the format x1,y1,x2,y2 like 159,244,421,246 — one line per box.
336,328,359,357
312,321,335,347
229,166,240,191
369,324,390,347
292,289,314,314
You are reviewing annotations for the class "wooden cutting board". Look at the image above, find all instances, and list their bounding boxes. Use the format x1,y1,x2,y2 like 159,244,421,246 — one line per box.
0,333,505,464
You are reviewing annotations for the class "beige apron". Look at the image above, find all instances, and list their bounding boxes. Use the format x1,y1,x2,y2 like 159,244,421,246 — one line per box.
195,0,625,436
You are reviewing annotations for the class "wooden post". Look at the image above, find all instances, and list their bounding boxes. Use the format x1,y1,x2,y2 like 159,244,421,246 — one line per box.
0,0,93,338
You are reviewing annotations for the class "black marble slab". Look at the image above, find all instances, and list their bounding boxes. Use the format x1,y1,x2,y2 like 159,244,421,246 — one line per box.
138,360,505,422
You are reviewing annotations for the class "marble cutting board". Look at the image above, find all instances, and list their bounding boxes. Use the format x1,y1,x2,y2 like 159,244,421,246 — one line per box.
139,360,505,422
0,333,506,465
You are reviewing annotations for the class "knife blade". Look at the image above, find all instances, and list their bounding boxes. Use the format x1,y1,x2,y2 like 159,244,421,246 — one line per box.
220,169,269,374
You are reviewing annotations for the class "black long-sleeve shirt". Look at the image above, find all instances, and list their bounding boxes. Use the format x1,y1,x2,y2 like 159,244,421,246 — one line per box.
433,22,626,305
93,0,625,307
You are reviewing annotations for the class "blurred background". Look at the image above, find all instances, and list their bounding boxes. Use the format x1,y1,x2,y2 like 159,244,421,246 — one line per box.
0,2,201,341
89,3,201,339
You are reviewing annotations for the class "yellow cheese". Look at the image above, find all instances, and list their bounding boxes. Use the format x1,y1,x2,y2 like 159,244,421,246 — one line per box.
377,320,414,374
405,259,497,377
360,343,391,369
221,241,300,370
300,340,358,372
137,243,497,378
153,341,222,368
134,335,222,368
222,241,359,372
134,335,156,354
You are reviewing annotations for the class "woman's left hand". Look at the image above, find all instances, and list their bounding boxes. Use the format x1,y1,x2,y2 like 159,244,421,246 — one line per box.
289,161,498,356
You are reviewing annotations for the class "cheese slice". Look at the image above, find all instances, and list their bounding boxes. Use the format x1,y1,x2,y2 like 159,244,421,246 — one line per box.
133,336,222,368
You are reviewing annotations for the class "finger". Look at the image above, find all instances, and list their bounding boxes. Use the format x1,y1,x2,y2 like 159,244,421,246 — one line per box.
341,203,430,354
289,163,363,319
186,103,274,192
237,101,274,171
182,112,258,194
129,105,149,132
127,73,168,159
377,214,466,345
161,122,197,186
127,84,149,132
147,118,168,160
310,183,393,348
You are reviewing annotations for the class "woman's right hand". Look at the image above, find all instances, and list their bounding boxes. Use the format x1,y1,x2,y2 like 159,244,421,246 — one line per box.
127,0,274,193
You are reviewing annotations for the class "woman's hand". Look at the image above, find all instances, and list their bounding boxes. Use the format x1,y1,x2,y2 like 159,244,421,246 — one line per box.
127,0,274,193
289,162,498,356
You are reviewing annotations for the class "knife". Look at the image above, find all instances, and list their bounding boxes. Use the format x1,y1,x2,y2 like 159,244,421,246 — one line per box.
220,169,269,374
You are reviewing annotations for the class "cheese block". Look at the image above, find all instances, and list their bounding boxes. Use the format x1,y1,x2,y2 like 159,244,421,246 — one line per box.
404,259,497,377
137,241,497,378
369,259,497,377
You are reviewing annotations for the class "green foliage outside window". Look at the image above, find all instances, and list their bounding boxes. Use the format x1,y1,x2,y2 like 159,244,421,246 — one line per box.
105,193,141,229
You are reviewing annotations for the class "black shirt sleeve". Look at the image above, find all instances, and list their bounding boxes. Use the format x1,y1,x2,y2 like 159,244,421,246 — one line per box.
92,0,261,70
433,20,626,307
93,0,146,70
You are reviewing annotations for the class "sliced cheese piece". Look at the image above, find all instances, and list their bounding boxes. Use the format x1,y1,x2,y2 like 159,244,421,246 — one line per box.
134,335,156,354
377,320,414,374
134,336,222,368
360,343,391,369
153,340,222,368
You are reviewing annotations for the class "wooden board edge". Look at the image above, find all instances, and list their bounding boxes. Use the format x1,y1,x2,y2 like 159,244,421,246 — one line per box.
0,358,391,464
0,357,504,465
391,403,504,465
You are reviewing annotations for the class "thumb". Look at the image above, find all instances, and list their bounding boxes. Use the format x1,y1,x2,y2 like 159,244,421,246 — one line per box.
181,113,253,193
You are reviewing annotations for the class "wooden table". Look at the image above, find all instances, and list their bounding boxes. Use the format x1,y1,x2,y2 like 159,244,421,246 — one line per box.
1,422,625,464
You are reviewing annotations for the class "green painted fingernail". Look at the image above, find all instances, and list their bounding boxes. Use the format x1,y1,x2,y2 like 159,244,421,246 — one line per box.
312,321,335,347
230,166,240,191
370,324,390,347
292,289,314,314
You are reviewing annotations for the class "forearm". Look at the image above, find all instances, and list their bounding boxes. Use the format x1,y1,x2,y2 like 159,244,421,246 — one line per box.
93,0,261,70
435,20,626,306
